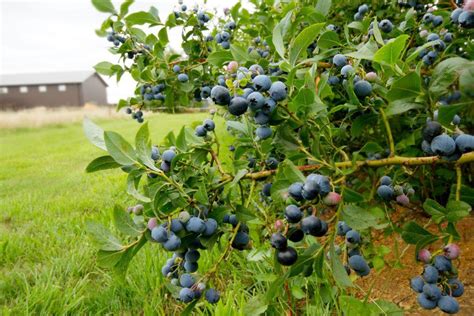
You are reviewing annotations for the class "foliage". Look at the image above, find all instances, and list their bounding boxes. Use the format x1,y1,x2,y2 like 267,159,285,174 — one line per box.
87,0,473,314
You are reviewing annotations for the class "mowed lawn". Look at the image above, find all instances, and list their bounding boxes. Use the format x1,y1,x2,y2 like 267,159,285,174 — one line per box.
0,113,254,315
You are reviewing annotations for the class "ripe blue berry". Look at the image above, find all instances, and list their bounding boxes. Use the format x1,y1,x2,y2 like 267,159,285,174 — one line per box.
269,81,287,101
448,279,464,297
262,183,272,197
152,226,168,243
203,218,218,236
255,126,272,140
205,288,220,304
184,260,198,273
438,296,460,314
431,134,456,156
378,19,393,33
354,80,372,98
423,265,439,284
186,217,206,233
195,125,207,137
410,276,425,293
417,293,437,310
380,175,392,186
276,246,298,266
228,97,249,116
253,75,272,92
433,255,452,272
203,119,215,131
210,86,231,106
163,233,181,251
332,54,347,67
288,182,304,201
247,92,265,111
348,255,370,276
284,205,303,223
377,185,394,201
162,149,176,163
178,74,189,82
301,215,322,236
179,287,195,303
455,134,474,153
336,221,352,236
345,230,361,245
232,231,250,249
270,233,287,250
341,65,354,77
422,283,442,301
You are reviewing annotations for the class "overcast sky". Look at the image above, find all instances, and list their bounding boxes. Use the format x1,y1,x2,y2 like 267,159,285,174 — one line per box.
0,0,239,103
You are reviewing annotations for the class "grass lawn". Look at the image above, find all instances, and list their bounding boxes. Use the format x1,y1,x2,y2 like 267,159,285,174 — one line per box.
0,113,257,315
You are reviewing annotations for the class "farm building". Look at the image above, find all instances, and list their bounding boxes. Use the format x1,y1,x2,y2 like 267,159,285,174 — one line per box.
0,71,108,109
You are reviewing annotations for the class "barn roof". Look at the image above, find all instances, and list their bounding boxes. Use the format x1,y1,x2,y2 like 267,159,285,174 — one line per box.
0,71,108,87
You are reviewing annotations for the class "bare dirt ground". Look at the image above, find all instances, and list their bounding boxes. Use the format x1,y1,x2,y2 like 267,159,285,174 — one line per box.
357,206,474,315
0,104,123,128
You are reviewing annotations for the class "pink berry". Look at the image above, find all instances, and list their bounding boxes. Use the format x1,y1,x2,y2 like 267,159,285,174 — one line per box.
419,30,428,38
274,219,284,231
148,217,158,230
365,72,377,82
444,244,460,260
465,0,474,10
227,61,238,73
396,194,410,206
323,192,341,206
418,249,431,263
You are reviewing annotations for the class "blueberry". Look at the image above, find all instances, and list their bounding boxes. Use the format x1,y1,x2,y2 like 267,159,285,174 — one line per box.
253,75,272,92
345,230,361,245
285,205,303,223
301,215,322,236
270,233,287,250
178,74,189,82
340,65,354,77
151,146,160,160
254,111,270,125
276,246,298,266
172,65,181,73
262,98,277,114
160,161,171,172
195,125,207,137
228,214,238,226
249,64,264,77
377,185,394,201
314,220,328,237
180,273,195,288
451,8,463,23
432,15,443,27
438,296,459,314
455,134,474,153
423,265,439,283
269,81,287,101
170,219,184,233
417,293,437,310
228,97,249,116
380,175,392,186
203,218,218,236
288,228,304,242
422,140,434,155
200,86,211,99
184,260,198,272
288,182,304,201
378,19,393,33
444,32,453,43
266,157,279,169
205,288,220,304
162,150,176,164
433,255,452,272
221,41,230,49
247,92,265,111
423,13,433,23
210,86,231,106
358,4,369,14
185,249,200,263
423,121,442,142
423,283,442,301
459,10,474,28
262,183,272,197
451,114,461,125
447,278,464,297
152,226,168,243
410,276,425,293
203,119,215,132
328,76,340,85
332,54,347,67
221,31,230,41
354,80,372,98
336,221,352,236
232,231,249,249
256,126,272,139
161,264,172,277
348,255,370,276
348,247,361,257
354,12,363,21
179,287,195,303
431,134,456,156
426,33,440,42
186,217,206,234
181,4,187,11
163,233,181,251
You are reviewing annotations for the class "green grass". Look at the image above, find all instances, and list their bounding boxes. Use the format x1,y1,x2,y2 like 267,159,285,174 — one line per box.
0,113,252,314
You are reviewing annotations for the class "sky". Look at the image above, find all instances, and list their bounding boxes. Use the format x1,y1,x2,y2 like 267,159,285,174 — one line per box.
0,0,239,103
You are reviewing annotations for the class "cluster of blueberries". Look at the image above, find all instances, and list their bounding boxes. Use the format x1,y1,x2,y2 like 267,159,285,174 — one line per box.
141,83,166,103
328,54,373,99
222,214,251,250
336,222,371,277
419,32,449,66
247,37,270,58
148,146,176,173
215,30,232,50
125,107,144,123
451,6,473,29
377,176,415,206
438,90,462,108
396,0,424,10
421,120,474,160
410,244,463,313
172,65,190,83
353,4,369,21
208,63,287,140
195,118,215,137
147,211,220,303
106,31,126,47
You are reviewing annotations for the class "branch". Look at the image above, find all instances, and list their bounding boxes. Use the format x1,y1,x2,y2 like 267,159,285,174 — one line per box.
244,152,474,180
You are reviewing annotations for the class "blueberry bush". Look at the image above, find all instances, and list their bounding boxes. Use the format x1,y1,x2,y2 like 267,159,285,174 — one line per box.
85,0,473,313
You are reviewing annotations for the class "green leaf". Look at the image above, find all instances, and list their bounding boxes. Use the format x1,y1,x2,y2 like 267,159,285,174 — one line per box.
112,205,141,237
401,221,435,245
83,117,106,151
445,200,471,222
85,155,121,173
430,57,471,97
385,100,424,116
91,0,116,14
342,187,365,203
230,44,251,63
272,10,293,60
315,0,332,16
119,0,134,17
135,122,158,170
244,296,268,315
230,169,248,188
207,50,233,67
386,72,421,102
94,61,115,76
85,221,123,251
127,171,151,202
438,104,467,127
423,199,447,224
289,88,315,112
317,30,340,50
342,205,385,230
104,131,137,165
345,39,378,60
226,121,250,136
329,242,352,287
289,23,325,66
373,34,409,66
125,11,160,25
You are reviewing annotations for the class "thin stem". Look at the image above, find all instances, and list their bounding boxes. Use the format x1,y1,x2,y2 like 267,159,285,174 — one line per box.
455,166,462,201
379,108,395,157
